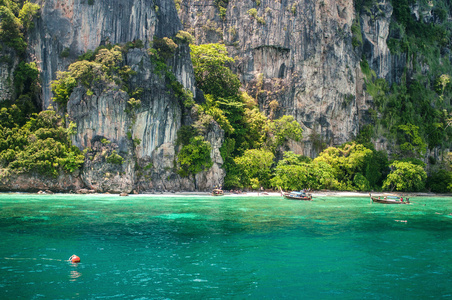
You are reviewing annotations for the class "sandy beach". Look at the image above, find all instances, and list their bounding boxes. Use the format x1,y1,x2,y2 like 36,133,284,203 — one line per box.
135,190,448,198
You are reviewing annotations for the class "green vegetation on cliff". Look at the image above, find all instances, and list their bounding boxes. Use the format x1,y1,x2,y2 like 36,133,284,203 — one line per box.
0,1,84,179
0,108,84,177
355,0,452,192
190,43,304,189
0,0,39,53
52,44,137,109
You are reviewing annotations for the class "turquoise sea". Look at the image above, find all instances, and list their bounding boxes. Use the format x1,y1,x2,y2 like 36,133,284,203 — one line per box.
0,193,451,299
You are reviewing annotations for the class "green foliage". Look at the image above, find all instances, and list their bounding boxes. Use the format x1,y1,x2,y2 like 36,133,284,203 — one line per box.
148,44,195,108
244,105,268,149
52,45,136,109
234,149,274,188
67,60,103,87
175,30,194,44
247,8,258,18
126,97,141,111
190,43,240,98
435,74,450,100
360,0,452,157
364,149,389,190
106,150,124,165
382,161,427,192
124,39,144,50
95,45,123,70
353,173,370,191
351,17,362,48
101,138,111,145
51,71,77,107
0,4,26,52
0,109,84,177
246,8,265,24
314,142,373,190
13,61,39,96
290,3,296,15
214,0,228,9
396,124,427,158
153,36,178,60
190,43,307,189
426,169,452,193
219,6,226,19
268,115,303,151
176,125,197,146
0,0,40,53
78,49,95,61
60,47,70,58
354,0,378,12
360,57,376,81
18,1,40,30
177,136,213,177
174,0,181,12
270,152,338,191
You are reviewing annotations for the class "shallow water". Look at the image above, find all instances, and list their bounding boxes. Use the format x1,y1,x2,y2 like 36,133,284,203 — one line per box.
0,193,451,299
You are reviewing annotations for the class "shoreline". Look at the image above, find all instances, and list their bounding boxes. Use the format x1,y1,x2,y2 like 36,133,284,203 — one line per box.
1,190,450,197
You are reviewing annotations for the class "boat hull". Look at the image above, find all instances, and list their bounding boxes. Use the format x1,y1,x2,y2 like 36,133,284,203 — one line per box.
370,197,409,204
283,194,312,201
212,189,224,196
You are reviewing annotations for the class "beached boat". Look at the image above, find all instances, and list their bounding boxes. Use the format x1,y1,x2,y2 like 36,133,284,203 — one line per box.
280,188,312,201
370,194,410,204
212,189,224,196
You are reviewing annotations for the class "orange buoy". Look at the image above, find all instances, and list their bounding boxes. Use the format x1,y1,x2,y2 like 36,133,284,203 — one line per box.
69,255,80,263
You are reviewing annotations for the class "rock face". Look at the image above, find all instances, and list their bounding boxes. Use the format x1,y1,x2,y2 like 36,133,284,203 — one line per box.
0,170,84,192
0,0,402,192
0,45,18,102
28,0,176,109
66,47,210,193
178,0,396,157
59,13,224,192
0,0,224,192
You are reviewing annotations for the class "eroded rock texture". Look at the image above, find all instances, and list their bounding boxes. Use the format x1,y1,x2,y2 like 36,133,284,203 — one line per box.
178,0,396,156
18,0,223,192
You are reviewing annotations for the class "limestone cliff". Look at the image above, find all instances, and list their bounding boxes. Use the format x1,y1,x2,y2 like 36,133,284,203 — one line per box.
2,0,443,192
178,0,397,157
67,47,224,192
1,0,224,192
29,0,166,108
0,45,18,102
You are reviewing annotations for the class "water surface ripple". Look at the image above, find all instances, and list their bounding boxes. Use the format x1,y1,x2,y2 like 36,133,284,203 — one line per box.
1,194,451,299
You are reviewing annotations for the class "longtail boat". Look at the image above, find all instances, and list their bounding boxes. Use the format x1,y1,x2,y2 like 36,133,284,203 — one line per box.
370,193,410,204
280,187,312,201
212,189,224,196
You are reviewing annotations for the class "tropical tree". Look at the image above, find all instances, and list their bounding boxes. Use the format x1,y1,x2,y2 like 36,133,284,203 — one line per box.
382,161,427,192
396,124,427,159
177,136,213,177
270,152,338,191
190,43,240,98
234,149,274,189
313,142,373,190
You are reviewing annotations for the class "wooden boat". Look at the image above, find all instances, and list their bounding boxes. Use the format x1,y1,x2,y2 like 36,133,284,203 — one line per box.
212,189,224,196
370,194,410,204
280,188,312,201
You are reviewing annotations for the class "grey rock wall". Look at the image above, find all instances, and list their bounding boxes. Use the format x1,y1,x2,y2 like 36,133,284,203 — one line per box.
67,46,223,192
22,0,224,192
0,45,18,102
178,0,396,157
28,0,175,109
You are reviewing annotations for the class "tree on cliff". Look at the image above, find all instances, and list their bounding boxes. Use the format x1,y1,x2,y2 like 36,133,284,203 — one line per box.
190,43,240,98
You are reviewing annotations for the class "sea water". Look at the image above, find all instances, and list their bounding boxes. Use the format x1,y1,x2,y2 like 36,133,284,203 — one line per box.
0,193,451,299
